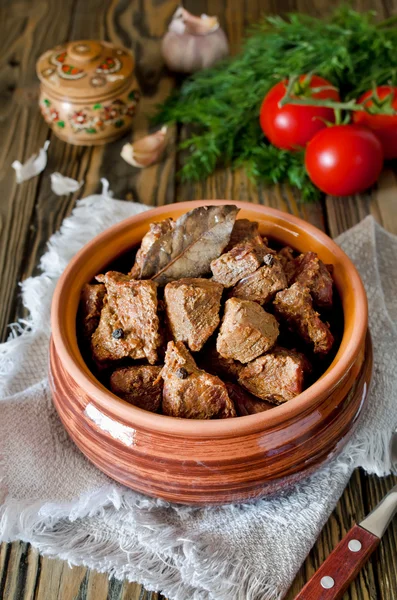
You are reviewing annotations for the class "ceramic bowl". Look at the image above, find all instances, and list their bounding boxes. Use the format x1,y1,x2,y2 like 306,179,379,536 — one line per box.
36,40,140,146
50,201,370,505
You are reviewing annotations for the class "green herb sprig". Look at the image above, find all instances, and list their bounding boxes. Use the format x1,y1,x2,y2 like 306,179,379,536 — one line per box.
155,7,397,201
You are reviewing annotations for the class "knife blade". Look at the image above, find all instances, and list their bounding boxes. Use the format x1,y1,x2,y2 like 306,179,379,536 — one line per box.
360,483,397,538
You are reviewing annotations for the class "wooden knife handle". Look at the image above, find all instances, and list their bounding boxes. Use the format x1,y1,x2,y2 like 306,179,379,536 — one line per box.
294,524,380,600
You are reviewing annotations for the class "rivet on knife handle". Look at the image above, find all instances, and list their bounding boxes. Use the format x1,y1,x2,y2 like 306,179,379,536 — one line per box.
293,524,379,600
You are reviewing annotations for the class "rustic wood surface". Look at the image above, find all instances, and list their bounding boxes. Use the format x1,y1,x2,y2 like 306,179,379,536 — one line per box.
0,0,396,598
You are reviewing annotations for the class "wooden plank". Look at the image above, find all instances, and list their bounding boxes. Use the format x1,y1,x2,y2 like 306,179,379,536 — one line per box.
1,542,29,600
324,164,394,239
97,0,178,205
120,584,163,600
83,570,109,600
33,557,85,600
372,168,397,233
120,581,157,600
1,543,42,600
0,0,80,341
21,545,41,600
0,543,11,599
0,541,168,600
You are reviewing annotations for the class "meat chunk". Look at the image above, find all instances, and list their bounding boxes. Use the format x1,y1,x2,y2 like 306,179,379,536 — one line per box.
231,257,287,305
278,246,295,267
79,283,106,339
200,345,243,380
211,236,269,288
225,382,274,416
110,366,163,412
273,282,334,354
92,272,161,365
164,278,223,352
130,218,175,278
277,246,296,283
290,252,333,308
91,301,137,364
238,347,310,404
225,218,259,251
161,341,236,419
217,298,279,364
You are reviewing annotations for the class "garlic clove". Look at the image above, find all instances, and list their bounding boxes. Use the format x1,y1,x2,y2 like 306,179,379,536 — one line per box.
121,126,168,168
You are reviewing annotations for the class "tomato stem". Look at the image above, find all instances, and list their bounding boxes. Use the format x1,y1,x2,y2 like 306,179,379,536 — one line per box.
333,108,342,125
280,74,397,115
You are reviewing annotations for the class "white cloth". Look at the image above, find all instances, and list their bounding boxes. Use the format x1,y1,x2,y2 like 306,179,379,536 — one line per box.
1,186,397,600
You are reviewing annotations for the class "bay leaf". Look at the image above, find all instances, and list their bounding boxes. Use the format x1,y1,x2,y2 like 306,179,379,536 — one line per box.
140,205,240,285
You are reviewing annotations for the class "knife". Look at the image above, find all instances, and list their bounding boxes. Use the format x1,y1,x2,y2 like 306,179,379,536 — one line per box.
294,483,397,599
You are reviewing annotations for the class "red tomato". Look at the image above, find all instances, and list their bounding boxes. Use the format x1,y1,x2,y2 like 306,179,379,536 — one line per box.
353,86,397,159
259,75,340,151
305,125,383,196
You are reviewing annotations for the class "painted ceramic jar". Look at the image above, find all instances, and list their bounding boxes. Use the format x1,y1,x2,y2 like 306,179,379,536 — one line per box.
36,40,140,146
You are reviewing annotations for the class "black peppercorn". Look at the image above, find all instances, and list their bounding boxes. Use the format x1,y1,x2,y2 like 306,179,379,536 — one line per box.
263,253,274,266
176,367,188,379
112,328,124,339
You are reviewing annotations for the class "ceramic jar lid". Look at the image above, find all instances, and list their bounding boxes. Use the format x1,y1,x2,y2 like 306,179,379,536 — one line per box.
36,40,135,100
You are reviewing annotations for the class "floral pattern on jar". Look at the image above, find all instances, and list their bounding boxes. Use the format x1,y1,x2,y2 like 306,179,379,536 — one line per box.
54,91,141,135
40,99,65,129
39,86,139,142
100,100,124,122
50,51,67,65
96,57,122,74
70,110,89,128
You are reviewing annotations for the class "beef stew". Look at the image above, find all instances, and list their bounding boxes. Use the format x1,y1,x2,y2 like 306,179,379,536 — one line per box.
78,205,340,419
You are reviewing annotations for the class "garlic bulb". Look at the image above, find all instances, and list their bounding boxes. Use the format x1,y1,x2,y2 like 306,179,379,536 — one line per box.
121,126,167,168
161,7,229,73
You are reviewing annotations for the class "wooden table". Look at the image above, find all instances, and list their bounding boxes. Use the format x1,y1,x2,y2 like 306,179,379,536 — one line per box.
1,0,397,598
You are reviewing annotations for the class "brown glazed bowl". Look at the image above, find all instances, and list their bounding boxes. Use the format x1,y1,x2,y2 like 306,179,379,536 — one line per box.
50,201,370,505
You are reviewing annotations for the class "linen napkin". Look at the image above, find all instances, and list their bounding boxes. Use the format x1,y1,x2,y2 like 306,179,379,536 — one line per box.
1,182,397,600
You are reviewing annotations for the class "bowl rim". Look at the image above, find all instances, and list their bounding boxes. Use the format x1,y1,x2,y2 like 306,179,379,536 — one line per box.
51,200,368,438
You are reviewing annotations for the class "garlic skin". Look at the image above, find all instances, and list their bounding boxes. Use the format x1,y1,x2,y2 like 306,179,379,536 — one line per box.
50,172,84,196
12,140,50,183
162,7,229,73
121,126,167,168
169,8,219,36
